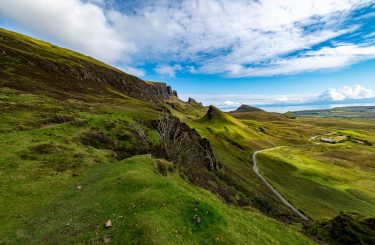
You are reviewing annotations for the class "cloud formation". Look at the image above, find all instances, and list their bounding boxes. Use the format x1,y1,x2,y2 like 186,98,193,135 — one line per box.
180,85,375,111
0,0,130,63
318,84,375,101
0,0,374,77
116,65,146,77
155,64,182,77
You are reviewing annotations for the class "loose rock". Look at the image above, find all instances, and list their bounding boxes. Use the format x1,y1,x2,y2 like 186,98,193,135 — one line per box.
105,220,112,228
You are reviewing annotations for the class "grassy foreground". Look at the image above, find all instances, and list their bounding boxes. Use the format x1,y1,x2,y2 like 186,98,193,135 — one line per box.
0,150,314,244
0,88,315,244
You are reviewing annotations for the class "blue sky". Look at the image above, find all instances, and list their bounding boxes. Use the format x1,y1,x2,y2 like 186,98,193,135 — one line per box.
1,0,375,111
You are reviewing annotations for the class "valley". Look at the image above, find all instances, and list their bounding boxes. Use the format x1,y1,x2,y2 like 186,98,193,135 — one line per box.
0,28,374,244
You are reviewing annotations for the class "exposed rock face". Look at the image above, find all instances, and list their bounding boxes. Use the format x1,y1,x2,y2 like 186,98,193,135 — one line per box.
206,105,219,119
0,29,176,103
234,104,264,113
187,97,203,107
151,113,221,171
180,123,221,171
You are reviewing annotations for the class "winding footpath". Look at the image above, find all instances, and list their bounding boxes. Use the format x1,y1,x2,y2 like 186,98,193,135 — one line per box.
252,132,335,221
252,148,309,221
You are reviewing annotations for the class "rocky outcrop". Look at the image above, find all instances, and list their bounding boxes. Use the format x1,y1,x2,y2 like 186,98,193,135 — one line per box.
0,29,177,103
187,97,203,107
151,112,221,171
28,53,176,102
206,105,220,119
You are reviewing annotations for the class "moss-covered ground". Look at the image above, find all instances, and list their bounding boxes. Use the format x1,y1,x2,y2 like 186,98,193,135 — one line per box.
0,88,316,244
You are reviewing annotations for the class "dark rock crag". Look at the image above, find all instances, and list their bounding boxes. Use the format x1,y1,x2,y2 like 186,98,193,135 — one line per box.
0,28,176,103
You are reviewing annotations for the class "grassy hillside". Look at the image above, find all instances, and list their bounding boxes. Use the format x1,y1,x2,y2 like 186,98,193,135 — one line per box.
1,152,314,244
0,87,314,244
1,27,374,244
0,28,319,244
294,106,375,118
254,117,375,219
165,101,318,220
0,28,176,103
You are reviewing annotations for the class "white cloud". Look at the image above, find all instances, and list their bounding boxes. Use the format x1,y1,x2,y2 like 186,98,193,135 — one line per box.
116,65,146,77
317,84,375,101
0,0,132,63
180,85,375,111
223,100,241,106
0,0,373,77
154,64,182,77
180,93,313,109
221,44,375,77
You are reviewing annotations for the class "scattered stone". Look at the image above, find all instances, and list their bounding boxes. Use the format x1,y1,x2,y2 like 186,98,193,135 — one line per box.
76,185,82,190
193,215,201,224
72,173,79,177
103,237,111,243
65,222,70,226
105,220,112,228
193,207,198,212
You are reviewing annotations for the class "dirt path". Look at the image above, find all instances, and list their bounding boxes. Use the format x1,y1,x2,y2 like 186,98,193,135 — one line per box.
252,147,309,221
252,132,335,221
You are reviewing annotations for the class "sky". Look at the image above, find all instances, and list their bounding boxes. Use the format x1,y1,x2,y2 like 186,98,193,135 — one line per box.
1,0,375,111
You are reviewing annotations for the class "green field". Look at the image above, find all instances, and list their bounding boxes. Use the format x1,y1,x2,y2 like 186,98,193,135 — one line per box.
256,126,375,220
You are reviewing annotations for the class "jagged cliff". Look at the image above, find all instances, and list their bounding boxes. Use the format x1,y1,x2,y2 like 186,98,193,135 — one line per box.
0,28,176,103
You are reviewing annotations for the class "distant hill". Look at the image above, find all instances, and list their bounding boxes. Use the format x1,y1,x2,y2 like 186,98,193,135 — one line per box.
232,104,264,113
293,106,375,118
229,104,288,121
284,111,296,119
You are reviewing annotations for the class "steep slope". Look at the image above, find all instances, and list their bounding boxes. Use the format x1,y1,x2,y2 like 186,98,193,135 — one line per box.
165,103,313,222
0,28,317,244
0,87,314,244
200,105,239,124
0,28,176,103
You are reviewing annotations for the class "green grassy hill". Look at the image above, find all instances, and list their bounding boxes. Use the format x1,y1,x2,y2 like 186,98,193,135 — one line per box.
0,86,314,244
0,28,319,244
0,150,313,244
2,27,374,244
0,28,177,103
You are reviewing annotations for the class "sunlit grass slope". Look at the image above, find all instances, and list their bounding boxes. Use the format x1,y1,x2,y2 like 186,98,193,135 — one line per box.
0,154,314,244
0,28,118,71
257,143,375,220
0,87,316,244
165,101,310,219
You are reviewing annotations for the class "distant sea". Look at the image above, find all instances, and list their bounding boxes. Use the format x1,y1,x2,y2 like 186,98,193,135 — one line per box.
259,102,375,113
220,102,375,113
